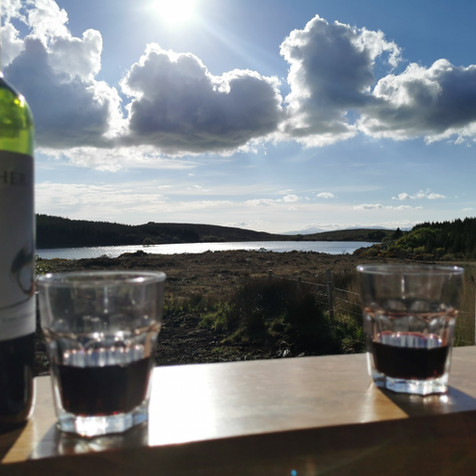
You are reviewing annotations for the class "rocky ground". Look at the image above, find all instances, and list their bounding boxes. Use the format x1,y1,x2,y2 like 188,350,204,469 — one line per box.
34,249,385,374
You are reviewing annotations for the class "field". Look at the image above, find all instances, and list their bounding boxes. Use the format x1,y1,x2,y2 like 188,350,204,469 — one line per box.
34,250,476,375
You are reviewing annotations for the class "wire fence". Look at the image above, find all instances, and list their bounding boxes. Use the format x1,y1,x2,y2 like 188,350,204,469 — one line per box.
265,269,476,346
265,269,361,320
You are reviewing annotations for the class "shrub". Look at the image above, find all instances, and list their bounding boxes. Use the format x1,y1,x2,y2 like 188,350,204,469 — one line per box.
223,278,344,355
225,278,292,341
191,274,369,357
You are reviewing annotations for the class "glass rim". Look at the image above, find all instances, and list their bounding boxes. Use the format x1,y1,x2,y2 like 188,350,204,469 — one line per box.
37,270,166,287
356,264,464,276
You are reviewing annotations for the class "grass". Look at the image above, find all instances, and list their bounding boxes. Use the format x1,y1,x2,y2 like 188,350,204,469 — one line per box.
33,256,476,374
191,266,476,355
196,274,366,356
454,262,476,346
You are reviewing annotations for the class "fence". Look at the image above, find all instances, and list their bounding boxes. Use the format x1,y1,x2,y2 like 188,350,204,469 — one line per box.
265,269,476,347
266,269,361,320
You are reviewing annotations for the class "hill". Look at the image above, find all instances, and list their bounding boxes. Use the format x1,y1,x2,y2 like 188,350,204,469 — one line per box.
355,217,476,260
35,214,394,249
302,228,393,242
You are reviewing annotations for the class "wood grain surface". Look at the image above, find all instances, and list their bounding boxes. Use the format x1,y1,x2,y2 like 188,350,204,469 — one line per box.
2,347,476,473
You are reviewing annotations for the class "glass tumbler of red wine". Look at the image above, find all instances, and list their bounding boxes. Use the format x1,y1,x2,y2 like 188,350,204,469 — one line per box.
357,264,464,396
37,271,166,437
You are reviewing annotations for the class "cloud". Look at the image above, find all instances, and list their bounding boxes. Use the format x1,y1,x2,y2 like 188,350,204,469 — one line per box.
353,203,384,210
244,193,302,207
1,0,24,20
24,0,69,41
3,2,283,157
280,15,401,146
1,22,24,66
283,194,299,202
392,189,447,200
245,198,279,207
35,181,167,219
3,0,124,150
40,146,197,172
47,29,103,81
359,60,476,142
316,192,335,199
353,203,417,210
3,2,476,163
280,14,476,146
5,39,119,148
120,44,283,154
36,180,236,223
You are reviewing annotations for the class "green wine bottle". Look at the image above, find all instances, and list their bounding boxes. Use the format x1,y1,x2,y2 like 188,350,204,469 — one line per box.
0,70,35,430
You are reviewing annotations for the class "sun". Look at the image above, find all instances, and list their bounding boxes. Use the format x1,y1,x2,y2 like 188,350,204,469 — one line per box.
153,0,197,25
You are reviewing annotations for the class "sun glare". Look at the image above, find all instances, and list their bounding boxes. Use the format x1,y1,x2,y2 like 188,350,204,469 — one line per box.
153,0,197,25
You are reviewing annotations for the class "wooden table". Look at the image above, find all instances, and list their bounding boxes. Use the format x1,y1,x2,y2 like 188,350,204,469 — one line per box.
3,347,476,474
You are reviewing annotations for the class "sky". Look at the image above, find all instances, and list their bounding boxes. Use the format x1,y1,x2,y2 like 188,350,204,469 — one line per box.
2,0,476,234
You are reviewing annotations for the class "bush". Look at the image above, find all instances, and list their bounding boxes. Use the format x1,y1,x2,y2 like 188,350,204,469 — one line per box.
225,278,291,341
195,274,367,357
285,291,338,354
222,278,345,355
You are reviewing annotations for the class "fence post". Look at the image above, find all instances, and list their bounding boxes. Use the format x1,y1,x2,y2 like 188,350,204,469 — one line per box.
268,270,273,280
327,269,334,320
296,276,302,294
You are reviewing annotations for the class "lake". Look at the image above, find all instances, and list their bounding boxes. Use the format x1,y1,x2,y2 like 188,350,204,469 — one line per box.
36,241,373,260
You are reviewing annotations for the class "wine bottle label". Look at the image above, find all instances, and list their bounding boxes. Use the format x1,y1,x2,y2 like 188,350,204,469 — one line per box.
0,151,35,341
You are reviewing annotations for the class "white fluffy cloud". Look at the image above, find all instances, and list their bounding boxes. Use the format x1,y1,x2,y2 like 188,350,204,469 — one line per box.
1,22,24,66
280,15,401,146
24,0,69,40
392,189,447,200
2,3,476,164
280,14,476,146
2,0,123,150
35,181,169,222
359,60,476,142
317,192,335,199
354,203,384,210
283,194,299,202
1,0,27,23
6,38,123,148
120,44,283,154
353,203,417,210
47,29,103,81
40,146,197,172
2,1,283,159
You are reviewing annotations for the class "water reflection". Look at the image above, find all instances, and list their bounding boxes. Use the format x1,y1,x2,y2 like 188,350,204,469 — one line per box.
36,241,373,260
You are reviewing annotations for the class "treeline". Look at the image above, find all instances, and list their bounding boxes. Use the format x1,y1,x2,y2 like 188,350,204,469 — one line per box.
303,228,393,242
356,218,476,260
35,214,393,249
35,214,476,257
35,215,285,249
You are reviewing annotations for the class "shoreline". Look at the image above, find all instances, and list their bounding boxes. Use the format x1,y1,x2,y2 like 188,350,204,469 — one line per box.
36,249,381,302
35,241,374,260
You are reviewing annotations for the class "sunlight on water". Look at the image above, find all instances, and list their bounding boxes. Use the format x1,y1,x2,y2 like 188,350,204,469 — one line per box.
36,241,373,260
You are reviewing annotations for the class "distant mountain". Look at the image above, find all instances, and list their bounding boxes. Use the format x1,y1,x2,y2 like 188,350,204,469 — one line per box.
283,225,326,235
35,214,395,249
285,225,395,235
